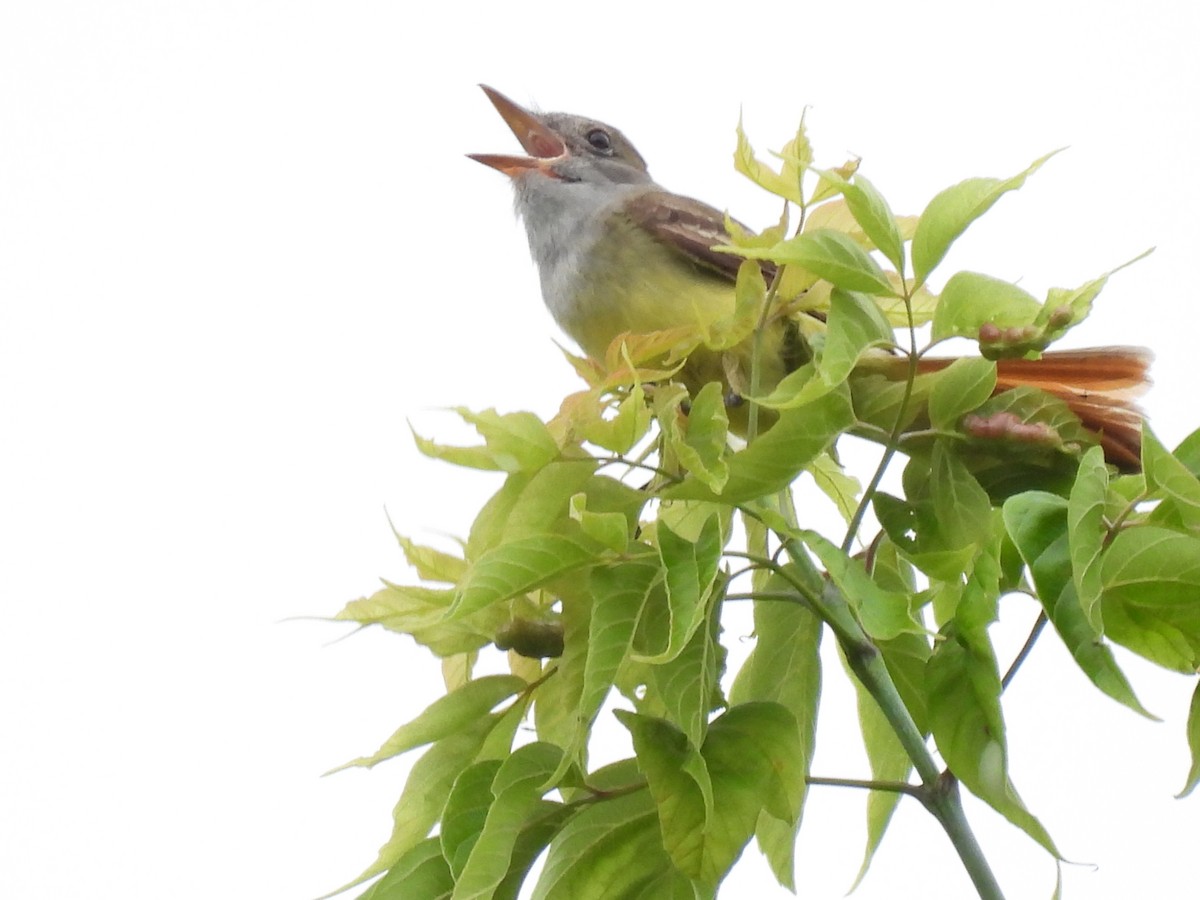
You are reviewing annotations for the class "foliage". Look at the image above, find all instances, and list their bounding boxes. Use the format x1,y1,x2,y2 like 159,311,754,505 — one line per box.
324,116,1197,900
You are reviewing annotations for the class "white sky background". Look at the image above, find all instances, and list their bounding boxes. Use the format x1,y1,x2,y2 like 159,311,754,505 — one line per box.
2,2,1199,898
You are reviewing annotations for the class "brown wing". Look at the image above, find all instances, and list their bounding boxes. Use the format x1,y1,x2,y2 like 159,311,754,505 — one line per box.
623,189,777,282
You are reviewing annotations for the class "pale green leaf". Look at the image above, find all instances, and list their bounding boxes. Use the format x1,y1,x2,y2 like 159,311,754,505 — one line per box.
928,357,998,432
531,760,682,900
664,385,855,503
927,613,1059,856
334,709,522,894
1102,526,1200,672
806,451,863,525
466,462,598,557
763,228,896,296
441,760,503,877
825,171,905,272
454,408,560,473
930,271,1042,342
801,529,923,640
1177,682,1200,798
569,492,629,554
649,587,724,748
1003,490,1153,716
1038,249,1152,341
733,115,803,204
356,838,453,900
912,150,1060,285
667,381,730,493
1068,446,1110,630
580,385,652,454
1143,426,1200,533
392,531,468,584
532,590,592,752
452,743,563,900
845,644,913,890
331,675,527,772
817,289,896,388
633,516,722,667
728,587,822,890
452,532,608,620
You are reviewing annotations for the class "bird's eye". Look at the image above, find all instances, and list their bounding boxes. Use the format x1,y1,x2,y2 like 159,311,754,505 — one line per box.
585,129,613,152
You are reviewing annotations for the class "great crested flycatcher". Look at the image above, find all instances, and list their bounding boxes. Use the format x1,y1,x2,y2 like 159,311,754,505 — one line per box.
469,85,1149,470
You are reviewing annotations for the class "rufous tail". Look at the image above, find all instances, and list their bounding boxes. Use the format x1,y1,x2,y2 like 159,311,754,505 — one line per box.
915,347,1152,471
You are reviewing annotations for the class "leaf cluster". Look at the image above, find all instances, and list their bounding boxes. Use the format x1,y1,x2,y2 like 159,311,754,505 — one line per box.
324,115,1197,900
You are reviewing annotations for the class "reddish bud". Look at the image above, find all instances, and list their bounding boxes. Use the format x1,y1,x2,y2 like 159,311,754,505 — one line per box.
979,322,1003,343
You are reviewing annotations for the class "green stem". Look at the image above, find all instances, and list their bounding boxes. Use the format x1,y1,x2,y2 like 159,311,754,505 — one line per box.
806,775,923,798
776,539,1005,900
919,773,1007,900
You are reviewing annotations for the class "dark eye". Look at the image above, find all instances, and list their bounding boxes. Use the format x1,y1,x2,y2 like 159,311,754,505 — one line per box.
585,129,613,153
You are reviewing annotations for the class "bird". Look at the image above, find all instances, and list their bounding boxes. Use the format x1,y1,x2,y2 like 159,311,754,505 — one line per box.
469,85,1149,472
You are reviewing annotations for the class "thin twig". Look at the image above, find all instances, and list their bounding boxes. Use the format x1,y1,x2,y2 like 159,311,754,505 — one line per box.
806,775,924,798
1001,611,1048,691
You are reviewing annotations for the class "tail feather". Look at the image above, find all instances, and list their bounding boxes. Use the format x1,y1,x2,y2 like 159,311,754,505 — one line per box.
917,347,1152,471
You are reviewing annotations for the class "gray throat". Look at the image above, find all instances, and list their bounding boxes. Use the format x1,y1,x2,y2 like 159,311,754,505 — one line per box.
510,172,651,337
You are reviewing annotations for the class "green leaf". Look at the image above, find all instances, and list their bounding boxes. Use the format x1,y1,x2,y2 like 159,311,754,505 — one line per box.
930,271,1042,342
801,530,923,640
618,704,804,891
763,228,896,296
928,357,998,432
531,760,684,900
532,589,592,754
356,838,454,900
336,708,522,894
452,743,563,900
616,713,709,881
705,260,767,351
649,584,725,748
550,560,657,764
664,385,855,503
911,150,1060,285
805,451,862,525
467,461,598,557
336,583,497,656
728,587,822,890
931,441,994,555
331,675,527,772
455,408,561,473
392,531,468,584
927,611,1059,856
493,801,574,900
441,760,503,877
705,703,807,826
452,532,608,620
1178,682,1200,799
632,516,722,666
410,408,561,474
843,641,915,891
1038,250,1152,341
817,289,895,387
580,385,653,454
1003,490,1153,717
832,171,905,272
1143,426,1200,533
569,492,629,554
1068,446,1110,630
733,114,804,204
1172,425,1200,478
667,381,730,493
1102,526,1200,672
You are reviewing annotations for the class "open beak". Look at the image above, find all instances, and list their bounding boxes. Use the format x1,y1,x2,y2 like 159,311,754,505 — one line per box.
468,85,567,178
